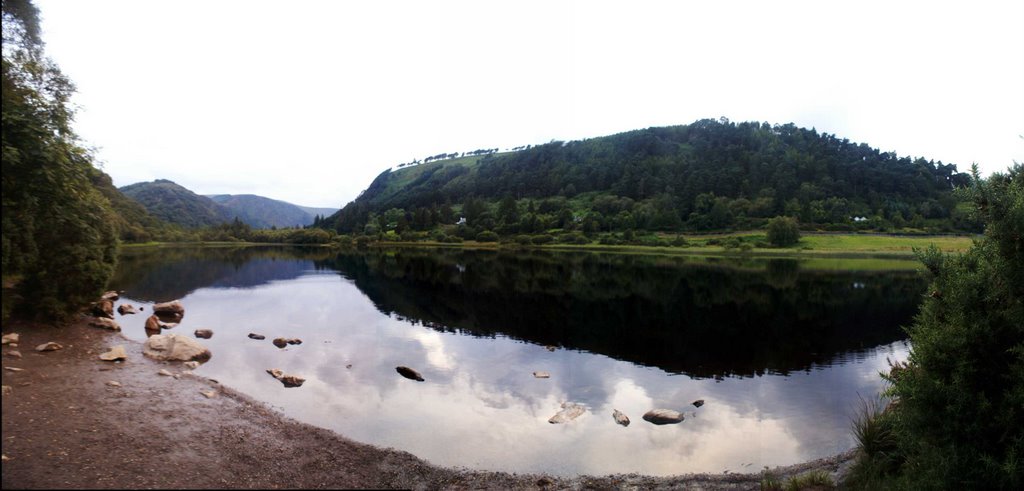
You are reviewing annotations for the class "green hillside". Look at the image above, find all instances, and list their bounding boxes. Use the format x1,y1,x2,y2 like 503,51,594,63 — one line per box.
323,119,977,238
208,194,334,228
120,179,234,228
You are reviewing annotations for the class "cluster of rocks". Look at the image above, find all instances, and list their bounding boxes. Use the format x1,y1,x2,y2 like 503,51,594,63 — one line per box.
266,368,305,387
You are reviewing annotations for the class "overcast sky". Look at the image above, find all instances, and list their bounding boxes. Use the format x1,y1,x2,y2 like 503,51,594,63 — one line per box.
34,0,1024,208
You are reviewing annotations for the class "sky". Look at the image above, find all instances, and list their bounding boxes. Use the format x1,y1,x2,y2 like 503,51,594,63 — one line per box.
33,0,1024,208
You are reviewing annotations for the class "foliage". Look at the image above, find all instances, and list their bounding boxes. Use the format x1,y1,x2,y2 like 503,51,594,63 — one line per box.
2,0,119,320
119,179,234,228
475,230,499,242
766,216,801,247
868,164,1024,488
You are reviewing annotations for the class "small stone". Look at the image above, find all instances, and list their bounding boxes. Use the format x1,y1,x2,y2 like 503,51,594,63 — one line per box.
613,409,631,427
396,366,424,382
1,454,10,461
549,402,586,424
1,333,18,345
642,409,685,425
248,333,265,340
158,369,173,377
1,385,11,395
286,338,302,345
4,350,22,359
692,399,705,408
173,374,181,379
35,342,63,352
4,366,24,372
183,361,200,369
272,338,288,349
193,329,213,339
98,345,127,362
345,364,352,369
544,345,557,352
100,290,120,301
533,371,550,379
280,374,305,388
266,368,284,379
106,381,122,387
117,303,137,315
200,389,217,398
88,317,121,331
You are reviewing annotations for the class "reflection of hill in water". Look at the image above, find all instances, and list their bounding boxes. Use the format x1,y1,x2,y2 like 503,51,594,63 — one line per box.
321,249,926,378
110,246,333,301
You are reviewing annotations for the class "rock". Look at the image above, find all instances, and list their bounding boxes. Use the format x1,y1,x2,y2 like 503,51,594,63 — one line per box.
248,333,266,340
92,299,114,319
544,345,557,352
153,300,185,323
693,399,705,408
1,333,18,345
548,402,586,424
88,316,121,331
106,381,122,387
143,334,211,362
158,369,173,377
183,361,200,369
532,371,551,378
613,409,631,427
200,389,217,399
194,329,213,339
272,338,289,348
266,368,284,379
98,345,127,362
5,350,21,359
4,366,24,372
396,366,424,382
280,374,305,388
286,338,302,345
1,386,10,395
642,409,685,425
35,342,63,352
144,315,161,331
100,290,120,301
117,303,137,315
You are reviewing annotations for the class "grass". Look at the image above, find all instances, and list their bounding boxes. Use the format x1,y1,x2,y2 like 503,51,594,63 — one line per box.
761,469,835,491
845,396,901,488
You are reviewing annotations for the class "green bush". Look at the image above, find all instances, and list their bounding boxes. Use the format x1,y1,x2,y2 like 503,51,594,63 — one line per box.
766,216,801,247
530,234,554,245
557,232,588,244
475,230,499,242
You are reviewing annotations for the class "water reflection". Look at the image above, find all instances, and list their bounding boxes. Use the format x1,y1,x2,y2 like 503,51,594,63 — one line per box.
108,246,922,476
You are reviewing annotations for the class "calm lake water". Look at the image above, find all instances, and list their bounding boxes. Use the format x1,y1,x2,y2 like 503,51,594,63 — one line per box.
107,245,924,476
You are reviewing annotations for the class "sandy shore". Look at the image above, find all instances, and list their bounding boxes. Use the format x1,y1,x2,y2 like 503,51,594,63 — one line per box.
1,316,855,489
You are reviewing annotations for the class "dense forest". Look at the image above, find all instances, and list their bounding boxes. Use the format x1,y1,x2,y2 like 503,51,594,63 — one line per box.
322,119,978,240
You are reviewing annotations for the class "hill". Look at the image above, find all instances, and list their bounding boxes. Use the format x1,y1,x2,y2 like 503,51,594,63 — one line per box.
207,194,337,229
322,119,976,236
88,170,183,241
120,180,234,229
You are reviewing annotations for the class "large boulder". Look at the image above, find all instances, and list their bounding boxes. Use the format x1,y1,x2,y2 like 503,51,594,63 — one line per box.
143,334,211,362
88,317,121,331
153,300,185,322
642,409,685,425
92,299,114,319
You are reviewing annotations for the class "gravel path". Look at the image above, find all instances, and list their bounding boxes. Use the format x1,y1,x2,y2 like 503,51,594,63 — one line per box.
1,316,854,489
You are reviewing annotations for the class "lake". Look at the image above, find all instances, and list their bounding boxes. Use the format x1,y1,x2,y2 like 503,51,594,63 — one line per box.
107,245,924,476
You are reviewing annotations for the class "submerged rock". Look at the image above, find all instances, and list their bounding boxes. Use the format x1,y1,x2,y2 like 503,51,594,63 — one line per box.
193,329,213,339
642,409,685,425
35,342,63,352
549,402,586,424
143,334,211,362
395,366,424,382
98,345,127,362
248,333,266,340
117,304,137,315
532,371,551,379
692,399,705,408
272,338,288,348
89,316,121,331
612,409,631,427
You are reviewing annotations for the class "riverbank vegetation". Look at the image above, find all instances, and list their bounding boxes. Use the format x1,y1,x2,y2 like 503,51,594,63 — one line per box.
848,164,1023,489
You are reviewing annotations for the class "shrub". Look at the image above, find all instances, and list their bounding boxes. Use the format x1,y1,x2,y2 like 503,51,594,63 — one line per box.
557,232,588,244
766,216,801,247
475,230,499,242
530,234,554,245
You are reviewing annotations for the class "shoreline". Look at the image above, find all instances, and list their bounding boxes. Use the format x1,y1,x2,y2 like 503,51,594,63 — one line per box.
2,316,856,489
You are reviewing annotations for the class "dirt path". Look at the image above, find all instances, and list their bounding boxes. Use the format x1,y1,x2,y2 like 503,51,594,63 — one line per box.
1,316,854,489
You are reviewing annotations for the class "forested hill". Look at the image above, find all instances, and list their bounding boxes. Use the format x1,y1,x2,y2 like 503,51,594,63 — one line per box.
323,119,975,235
120,180,234,228
207,194,338,229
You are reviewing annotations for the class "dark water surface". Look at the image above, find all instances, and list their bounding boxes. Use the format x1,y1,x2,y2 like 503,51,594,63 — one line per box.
108,245,925,476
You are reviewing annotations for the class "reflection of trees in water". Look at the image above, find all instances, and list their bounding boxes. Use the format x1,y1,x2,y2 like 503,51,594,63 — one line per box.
322,249,927,378
110,246,334,301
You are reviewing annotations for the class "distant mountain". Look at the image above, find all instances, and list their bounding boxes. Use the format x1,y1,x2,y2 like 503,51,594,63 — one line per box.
207,194,337,228
89,171,181,241
120,180,234,228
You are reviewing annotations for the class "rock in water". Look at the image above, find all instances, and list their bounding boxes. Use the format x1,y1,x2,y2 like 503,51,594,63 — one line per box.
194,329,213,339
396,366,424,381
92,299,114,319
280,375,305,388
89,317,121,331
144,315,162,332
117,304,137,315
248,333,265,340
286,338,302,345
98,345,127,361
692,399,705,408
35,342,63,352
266,368,284,379
613,409,631,427
153,300,185,322
143,334,211,362
642,409,685,425
1,333,18,345
549,402,586,424
532,371,551,379
272,338,289,348
101,291,120,301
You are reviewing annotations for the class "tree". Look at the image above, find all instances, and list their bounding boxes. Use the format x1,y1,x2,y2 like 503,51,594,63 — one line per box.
766,216,800,247
2,0,119,321
877,164,1023,489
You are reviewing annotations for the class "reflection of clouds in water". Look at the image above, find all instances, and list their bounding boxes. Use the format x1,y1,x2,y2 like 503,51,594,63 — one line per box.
111,265,905,477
